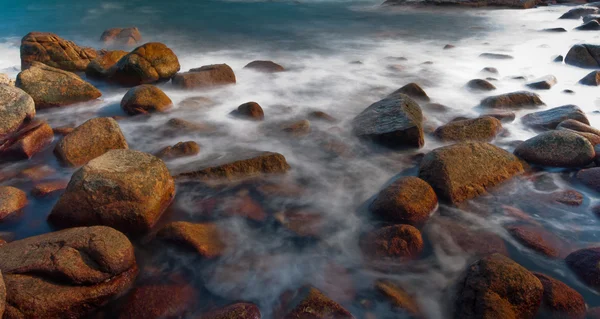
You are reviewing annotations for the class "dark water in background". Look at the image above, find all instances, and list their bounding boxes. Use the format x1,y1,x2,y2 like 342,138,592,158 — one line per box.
0,1,600,318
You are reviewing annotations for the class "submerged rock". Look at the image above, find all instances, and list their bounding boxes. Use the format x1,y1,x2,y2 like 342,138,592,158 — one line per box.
111,42,181,86
156,141,200,159
576,167,600,193
453,254,543,319
120,84,173,115
370,176,437,228
560,6,598,19
466,78,496,91
419,142,524,204
565,44,600,69
579,70,600,86
20,32,97,72
100,27,142,47
156,221,226,258
480,91,544,109
434,116,502,142
0,85,35,138
31,180,68,198
54,117,128,167
231,101,264,121
565,247,600,291
485,111,515,123
360,225,424,261
542,27,567,33
278,286,354,319
479,52,513,59
526,75,557,90
0,226,137,318
514,130,595,167
533,272,587,319
375,280,421,317
521,105,589,130
85,49,128,79
352,94,424,149
575,20,600,31
244,60,285,73
119,284,197,319
200,302,261,319
172,64,236,89
507,224,566,258
0,120,54,160
50,150,175,235
16,62,101,109
389,83,430,102
0,186,27,221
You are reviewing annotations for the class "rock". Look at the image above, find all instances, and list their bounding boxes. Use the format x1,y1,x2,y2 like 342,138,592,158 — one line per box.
419,142,524,204
156,221,225,258
370,176,437,228
481,67,499,74
49,150,175,235
16,62,101,109
479,53,513,60
19,165,55,181
156,141,200,159
576,167,600,193
533,273,586,319
280,119,311,137
388,83,430,102
308,110,337,122
232,101,264,121
521,105,589,130
0,226,137,318
444,44,455,49
387,0,537,8
244,60,285,73
565,247,600,290
360,225,423,261
119,284,196,319
0,120,53,160
556,119,600,145
554,55,564,62
552,189,584,206
565,44,600,69
173,150,290,181
526,75,557,90
589,308,600,319
54,117,128,166
111,42,180,86
453,253,543,319
434,116,502,142
275,209,325,238
85,50,128,79
53,126,74,136
375,280,421,317
466,79,496,91
0,74,15,86
575,20,600,31
579,70,600,86
560,7,598,19
278,286,354,319
514,130,595,168
178,96,216,110
120,84,172,115
31,180,69,198
100,27,142,47
0,186,26,221
485,111,515,123
584,13,600,23
542,28,567,33
165,118,218,134
20,32,97,72
200,303,261,319
172,64,236,89
507,224,565,258
0,85,35,138
480,91,544,109
352,94,424,149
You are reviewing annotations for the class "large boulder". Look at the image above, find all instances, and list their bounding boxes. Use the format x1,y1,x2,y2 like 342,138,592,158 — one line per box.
278,286,354,319
556,119,600,145
172,150,290,181
16,62,101,109
0,186,27,221
120,84,172,115
514,130,595,168
85,50,128,79
453,254,543,319
172,64,236,89
559,6,598,19
54,117,129,166
434,116,502,142
0,120,54,160
156,221,226,259
389,83,430,102
352,94,424,149
111,42,180,86
244,60,285,73
20,32,97,72
100,27,142,47
0,226,137,318
565,44,600,69
418,142,524,204
565,247,600,291
360,225,424,261
480,91,544,109
533,273,586,319
118,284,197,319
521,105,589,130
49,150,175,235
370,176,438,227
579,70,600,86
0,85,35,138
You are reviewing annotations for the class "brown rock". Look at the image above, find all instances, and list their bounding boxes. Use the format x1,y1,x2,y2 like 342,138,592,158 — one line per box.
121,84,172,115
565,247,600,291
31,180,69,198
308,110,337,123
165,118,218,134
370,176,437,228
275,209,325,238
480,91,544,109
19,164,55,181
119,284,196,319
507,224,566,258
533,272,586,319
156,141,200,159
49,150,175,235
466,79,496,91
232,101,264,120
54,117,128,166
199,302,261,319
526,75,557,90
85,50,128,79
0,85,35,138
360,225,424,261
279,286,354,319
111,42,180,86
375,280,421,317
418,142,524,204
0,120,53,160
0,226,137,318
485,111,515,123
20,32,97,72
172,64,236,89
280,119,311,137
178,96,216,110
101,27,142,47
156,221,226,259
244,60,285,73
551,190,583,206
0,186,26,221
389,83,430,102
453,254,543,319
16,62,101,109
173,150,290,181
434,116,502,142
52,126,74,136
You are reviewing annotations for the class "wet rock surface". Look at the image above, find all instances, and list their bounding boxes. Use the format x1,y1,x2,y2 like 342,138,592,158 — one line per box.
480,91,544,109
521,105,589,130
111,42,180,86
156,221,226,258
565,44,600,69
20,32,97,72
244,60,285,73
514,130,595,167
172,64,236,89
0,186,27,221
101,27,142,47
434,116,502,142
0,85,35,138
120,84,173,115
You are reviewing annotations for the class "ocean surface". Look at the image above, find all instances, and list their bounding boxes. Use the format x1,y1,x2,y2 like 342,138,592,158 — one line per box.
0,0,599,318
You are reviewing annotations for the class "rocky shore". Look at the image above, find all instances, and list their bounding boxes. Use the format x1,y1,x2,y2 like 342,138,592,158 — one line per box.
0,2,599,318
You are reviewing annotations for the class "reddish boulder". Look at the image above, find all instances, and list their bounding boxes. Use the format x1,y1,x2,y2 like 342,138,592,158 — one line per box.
434,116,502,142
565,247,600,290
172,64,236,89
111,42,180,86
156,141,200,159
480,91,544,109
507,224,566,258
360,225,423,261
375,280,421,317
156,221,226,259
120,84,172,115
533,273,586,319
232,101,264,121
0,120,53,160
0,186,27,221
278,286,354,319
119,284,197,319
244,60,285,73
85,49,128,79
389,83,430,102
514,130,595,168
20,32,97,72
31,180,68,198
0,85,35,138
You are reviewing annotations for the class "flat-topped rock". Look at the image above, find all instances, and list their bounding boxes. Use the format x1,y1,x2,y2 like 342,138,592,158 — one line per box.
20,32,97,72
0,120,54,160
480,91,544,109
560,6,598,19
156,221,226,259
521,105,589,130
244,60,285,73
172,64,236,89
278,286,354,319
111,42,180,86
533,272,587,319
434,116,502,142
119,284,197,319
526,75,557,90
479,52,514,60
